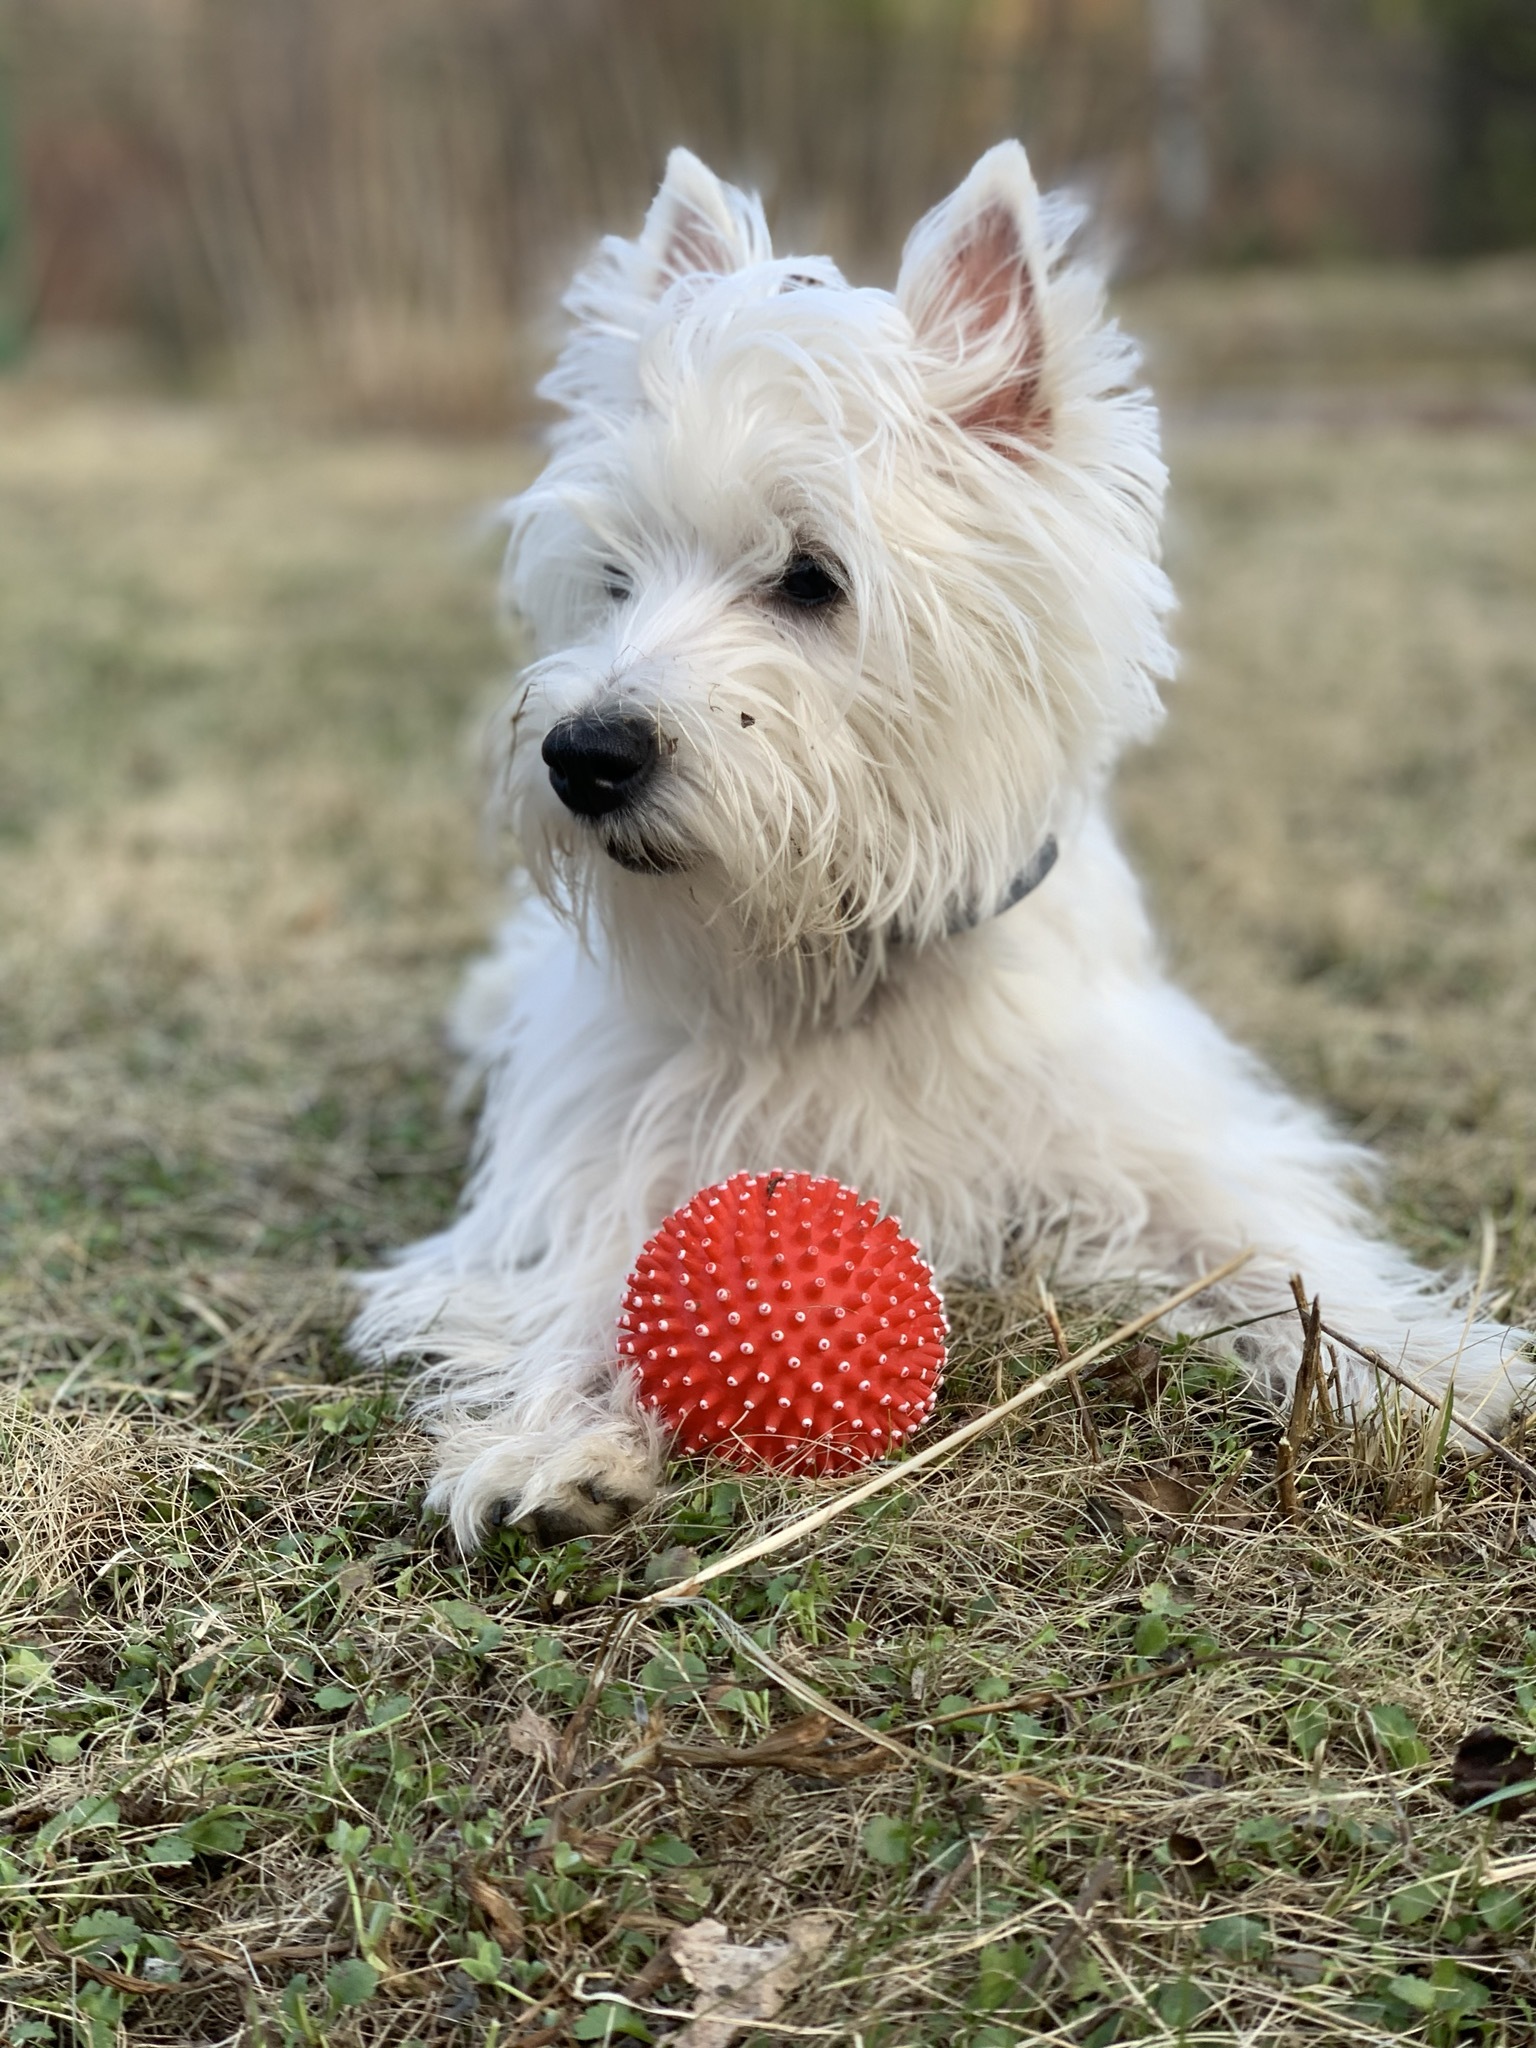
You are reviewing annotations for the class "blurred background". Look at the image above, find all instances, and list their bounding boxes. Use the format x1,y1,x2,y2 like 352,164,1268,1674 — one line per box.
4,0,1536,422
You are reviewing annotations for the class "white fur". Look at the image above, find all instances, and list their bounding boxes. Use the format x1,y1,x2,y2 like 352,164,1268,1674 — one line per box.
351,143,1533,1546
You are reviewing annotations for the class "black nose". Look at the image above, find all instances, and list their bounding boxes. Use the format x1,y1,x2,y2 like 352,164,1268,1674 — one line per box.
541,713,659,818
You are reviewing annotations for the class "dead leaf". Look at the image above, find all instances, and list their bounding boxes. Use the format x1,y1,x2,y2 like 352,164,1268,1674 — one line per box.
644,1543,701,1589
1018,1858,1119,1993
1181,1765,1227,1791
505,1705,560,1770
1115,1471,1201,1515
1275,1947,1329,1985
460,1872,523,1945
671,1912,835,2048
1093,1337,1167,1406
530,1826,621,1868
661,1711,893,1783
1082,1495,1125,1540
1449,1728,1536,1816
1108,1469,1253,1529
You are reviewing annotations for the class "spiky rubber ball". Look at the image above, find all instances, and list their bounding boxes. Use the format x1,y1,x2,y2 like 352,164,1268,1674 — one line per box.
618,1170,946,1474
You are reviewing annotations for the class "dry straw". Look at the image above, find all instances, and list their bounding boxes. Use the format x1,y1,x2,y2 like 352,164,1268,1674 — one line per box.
642,1247,1256,1610
1319,1318,1536,1489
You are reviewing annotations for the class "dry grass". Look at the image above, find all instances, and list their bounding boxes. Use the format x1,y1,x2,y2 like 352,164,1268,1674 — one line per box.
4,268,1536,2045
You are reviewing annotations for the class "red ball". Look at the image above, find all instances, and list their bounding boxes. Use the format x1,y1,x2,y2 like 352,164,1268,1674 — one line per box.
618,1170,947,1474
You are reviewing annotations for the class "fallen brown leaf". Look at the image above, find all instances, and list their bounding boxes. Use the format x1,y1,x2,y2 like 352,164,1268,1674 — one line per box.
34,1928,183,1996
1109,1468,1253,1528
1092,1337,1167,1406
1168,1828,1219,1894
1020,1858,1119,1994
671,1913,836,2048
1117,1471,1201,1514
504,1705,560,1770
460,1872,524,1945
661,1711,895,1783
1181,1765,1228,1791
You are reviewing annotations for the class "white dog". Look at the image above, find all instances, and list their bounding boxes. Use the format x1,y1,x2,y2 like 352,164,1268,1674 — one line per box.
352,142,1533,1545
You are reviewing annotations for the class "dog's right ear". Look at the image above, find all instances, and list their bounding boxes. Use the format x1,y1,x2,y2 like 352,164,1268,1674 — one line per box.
544,150,768,423
639,148,771,292
897,142,1052,457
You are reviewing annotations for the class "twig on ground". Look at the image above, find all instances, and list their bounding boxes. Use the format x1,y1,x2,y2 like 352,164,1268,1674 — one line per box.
642,1250,1254,1609
892,1641,1309,1737
919,1811,1014,1918
34,1927,185,1997
661,1595,1082,1804
1287,1274,1327,1444
652,1711,895,1782
1041,1280,1100,1459
1275,1432,1302,1523
554,1610,636,1786
897,1656,1212,1735
1020,1856,1120,1994
1276,1278,1327,1523
619,1936,684,2004
180,1938,337,1968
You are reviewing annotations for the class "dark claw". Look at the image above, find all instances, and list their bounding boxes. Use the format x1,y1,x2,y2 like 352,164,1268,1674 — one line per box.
576,1477,649,1518
524,1502,608,1546
516,1479,649,1548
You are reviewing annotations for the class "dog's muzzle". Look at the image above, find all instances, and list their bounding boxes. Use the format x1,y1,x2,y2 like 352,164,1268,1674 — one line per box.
542,713,658,818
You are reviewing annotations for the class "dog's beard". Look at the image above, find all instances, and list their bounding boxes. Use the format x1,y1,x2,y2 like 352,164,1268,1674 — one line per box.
591,807,690,876
521,752,917,953
505,667,1055,1033
602,837,683,876
516,784,870,1024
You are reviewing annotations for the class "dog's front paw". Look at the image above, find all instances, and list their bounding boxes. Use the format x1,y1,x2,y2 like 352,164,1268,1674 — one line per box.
519,1472,655,1546
426,1417,663,1550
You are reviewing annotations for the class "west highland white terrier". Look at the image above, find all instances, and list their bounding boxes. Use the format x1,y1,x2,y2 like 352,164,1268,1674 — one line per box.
352,142,1533,1545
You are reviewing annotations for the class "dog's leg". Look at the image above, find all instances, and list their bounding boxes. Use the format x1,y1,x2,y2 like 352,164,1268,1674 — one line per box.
347,908,688,1546
1162,1231,1533,1440
1084,977,1535,1432
353,1239,666,1547
360,1236,671,1540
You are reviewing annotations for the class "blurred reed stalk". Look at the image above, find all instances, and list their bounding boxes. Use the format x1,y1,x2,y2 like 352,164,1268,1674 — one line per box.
11,0,1453,425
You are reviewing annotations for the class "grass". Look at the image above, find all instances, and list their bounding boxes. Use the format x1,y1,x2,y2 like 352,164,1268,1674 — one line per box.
3,267,1536,2045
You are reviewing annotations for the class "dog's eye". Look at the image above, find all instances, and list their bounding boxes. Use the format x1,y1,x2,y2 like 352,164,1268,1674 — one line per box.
603,563,632,602
774,554,843,610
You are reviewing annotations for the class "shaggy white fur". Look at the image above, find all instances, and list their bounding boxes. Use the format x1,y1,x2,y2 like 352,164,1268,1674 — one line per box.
351,141,1534,1547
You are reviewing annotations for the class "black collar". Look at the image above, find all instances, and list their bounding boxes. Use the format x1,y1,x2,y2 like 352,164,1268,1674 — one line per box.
869,835,1058,960
943,834,1058,937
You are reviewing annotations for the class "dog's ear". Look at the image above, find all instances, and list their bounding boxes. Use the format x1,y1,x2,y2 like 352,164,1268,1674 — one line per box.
897,142,1051,457
640,148,770,291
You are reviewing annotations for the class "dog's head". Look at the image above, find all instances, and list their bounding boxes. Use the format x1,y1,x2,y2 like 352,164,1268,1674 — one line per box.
501,142,1173,1024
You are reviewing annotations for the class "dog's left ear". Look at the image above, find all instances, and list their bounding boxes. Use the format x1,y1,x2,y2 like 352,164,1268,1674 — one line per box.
897,142,1051,457
639,148,771,292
